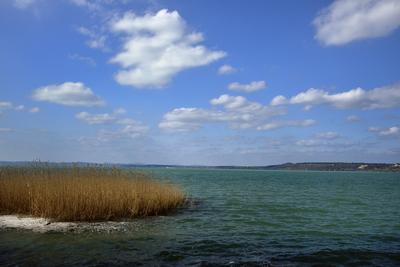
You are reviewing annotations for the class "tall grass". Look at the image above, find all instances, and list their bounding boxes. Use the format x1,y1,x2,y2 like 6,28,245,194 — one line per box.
0,165,185,222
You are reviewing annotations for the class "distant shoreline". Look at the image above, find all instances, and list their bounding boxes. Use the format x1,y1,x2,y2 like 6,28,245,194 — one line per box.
212,162,400,172
1,161,399,172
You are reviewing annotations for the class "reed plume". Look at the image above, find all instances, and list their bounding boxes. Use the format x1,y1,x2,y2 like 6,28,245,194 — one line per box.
0,165,185,222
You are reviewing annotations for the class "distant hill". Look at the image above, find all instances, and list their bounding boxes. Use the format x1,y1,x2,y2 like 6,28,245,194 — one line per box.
1,161,399,172
215,162,400,172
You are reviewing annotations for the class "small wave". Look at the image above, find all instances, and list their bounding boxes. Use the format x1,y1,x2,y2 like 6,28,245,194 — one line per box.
275,249,400,266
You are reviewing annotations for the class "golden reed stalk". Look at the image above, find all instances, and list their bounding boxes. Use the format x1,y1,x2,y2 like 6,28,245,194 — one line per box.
0,165,185,222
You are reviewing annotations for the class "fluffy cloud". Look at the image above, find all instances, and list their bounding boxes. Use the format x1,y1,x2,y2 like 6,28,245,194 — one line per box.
159,108,224,132
270,95,287,106
159,94,302,132
272,84,400,109
228,81,266,93
0,102,13,110
113,108,127,115
75,112,116,124
96,123,148,141
369,126,399,137
210,95,282,117
316,131,340,139
69,0,117,10
75,109,148,141
77,27,107,50
70,0,99,9
210,95,252,110
295,139,320,147
32,82,105,107
380,126,399,136
0,102,38,114
314,0,400,46
75,110,146,126
69,54,96,67
218,64,237,75
295,138,346,148
256,119,316,131
110,9,226,88
346,115,360,122
15,105,25,111
29,107,40,113
295,132,354,149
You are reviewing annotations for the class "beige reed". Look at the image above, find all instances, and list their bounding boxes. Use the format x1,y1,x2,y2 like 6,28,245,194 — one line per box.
0,165,185,222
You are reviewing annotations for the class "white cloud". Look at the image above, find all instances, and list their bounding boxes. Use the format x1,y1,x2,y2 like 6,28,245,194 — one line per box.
296,139,320,147
228,81,266,93
295,131,342,148
69,0,116,11
69,53,96,67
70,0,87,5
210,94,248,109
303,105,313,111
15,105,25,111
273,84,400,109
113,107,127,115
13,0,36,9
0,102,39,114
295,132,353,149
218,64,237,75
97,120,149,141
270,95,287,106
209,94,284,118
77,26,107,50
70,0,99,10
32,82,105,107
290,88,363,107
75,112,116,124
159,94,289,132
0,102,13,110
379,126,400,136
346,115,360,122
256,119,316,131
316,131,339,139
75,108,149,141
314,0,400,46
110,9,226,88
159,108,224,132
119,122,148,138
29,107,40,113
0,128,13,132
369,126,399,137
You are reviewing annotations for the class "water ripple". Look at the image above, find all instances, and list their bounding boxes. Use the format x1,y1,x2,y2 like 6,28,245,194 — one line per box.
1,169,400,266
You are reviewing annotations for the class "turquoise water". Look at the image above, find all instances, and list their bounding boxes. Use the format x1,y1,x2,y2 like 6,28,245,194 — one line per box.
1,168,400,266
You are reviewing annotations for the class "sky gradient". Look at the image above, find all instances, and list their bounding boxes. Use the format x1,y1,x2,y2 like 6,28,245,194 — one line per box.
1,0,400,165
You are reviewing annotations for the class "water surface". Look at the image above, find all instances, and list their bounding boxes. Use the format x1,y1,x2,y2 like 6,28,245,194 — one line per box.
1,168,399,266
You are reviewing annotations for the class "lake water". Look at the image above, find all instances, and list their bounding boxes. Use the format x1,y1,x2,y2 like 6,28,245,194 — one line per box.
1,168,399,266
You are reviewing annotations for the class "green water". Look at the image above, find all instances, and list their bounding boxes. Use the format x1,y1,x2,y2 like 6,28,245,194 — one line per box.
1,168,400,266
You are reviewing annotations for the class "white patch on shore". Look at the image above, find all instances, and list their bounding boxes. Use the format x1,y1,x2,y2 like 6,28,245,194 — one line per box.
0,215,71,232
0,215,135,233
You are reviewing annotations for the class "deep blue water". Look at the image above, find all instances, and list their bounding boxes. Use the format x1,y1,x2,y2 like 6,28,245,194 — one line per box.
1,168,399,266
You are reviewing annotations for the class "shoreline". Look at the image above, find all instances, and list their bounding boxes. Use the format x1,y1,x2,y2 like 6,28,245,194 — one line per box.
0,215,136,233
1,161,399,172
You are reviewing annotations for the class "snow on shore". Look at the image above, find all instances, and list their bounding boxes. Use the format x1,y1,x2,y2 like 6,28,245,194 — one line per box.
0,215,134,233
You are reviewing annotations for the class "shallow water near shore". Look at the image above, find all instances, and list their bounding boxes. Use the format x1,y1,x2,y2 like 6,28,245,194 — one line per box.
1,168,400,266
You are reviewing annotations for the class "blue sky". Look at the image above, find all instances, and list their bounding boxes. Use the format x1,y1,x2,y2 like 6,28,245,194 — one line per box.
0,0,399,165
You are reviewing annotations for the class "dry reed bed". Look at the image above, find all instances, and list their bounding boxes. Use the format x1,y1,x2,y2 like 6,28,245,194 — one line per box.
0,166,185,222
